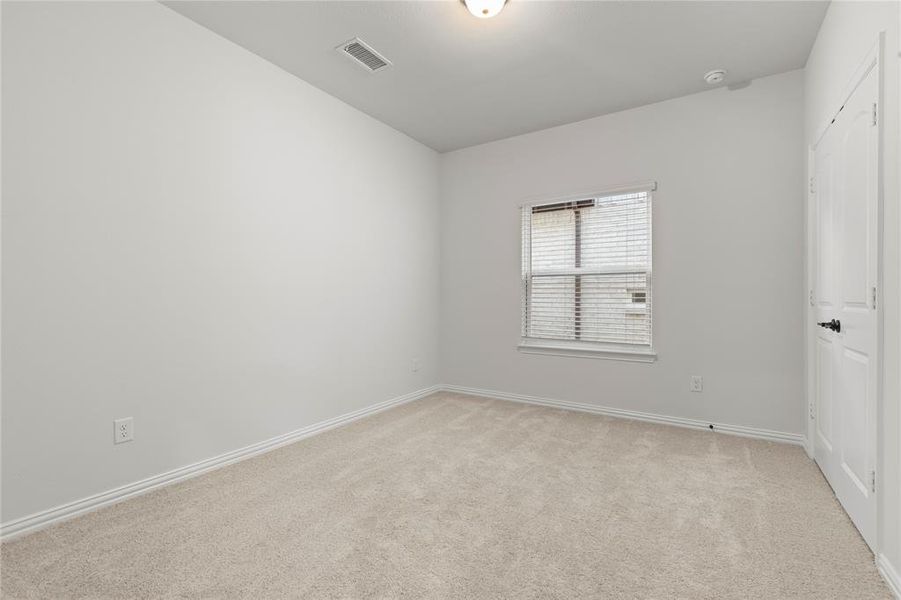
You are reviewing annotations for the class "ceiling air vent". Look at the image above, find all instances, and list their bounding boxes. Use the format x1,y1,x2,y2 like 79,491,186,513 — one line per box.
337,38,392,73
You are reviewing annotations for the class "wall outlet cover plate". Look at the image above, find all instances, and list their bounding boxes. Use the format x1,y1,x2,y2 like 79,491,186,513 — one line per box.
114,417,134,444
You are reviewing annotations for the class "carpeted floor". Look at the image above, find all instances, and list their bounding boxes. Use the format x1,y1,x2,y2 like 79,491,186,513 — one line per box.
1,392,892,599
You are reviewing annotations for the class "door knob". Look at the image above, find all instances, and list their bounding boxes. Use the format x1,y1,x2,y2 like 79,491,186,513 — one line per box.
817,319,841,333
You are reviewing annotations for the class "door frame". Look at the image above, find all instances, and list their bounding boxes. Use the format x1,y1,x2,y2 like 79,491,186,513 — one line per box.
805,32,886,554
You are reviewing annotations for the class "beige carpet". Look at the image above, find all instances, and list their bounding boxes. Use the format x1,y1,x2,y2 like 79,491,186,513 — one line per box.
1,392,892,599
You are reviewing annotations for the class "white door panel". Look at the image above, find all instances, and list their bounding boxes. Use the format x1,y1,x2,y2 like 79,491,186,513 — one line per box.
812,64,878,551
815,337,834,451
840,110,871,309
840,349,869,492
816,146,835,309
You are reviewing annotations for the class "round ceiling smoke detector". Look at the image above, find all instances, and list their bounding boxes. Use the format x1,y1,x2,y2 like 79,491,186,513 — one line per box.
704,69,727,85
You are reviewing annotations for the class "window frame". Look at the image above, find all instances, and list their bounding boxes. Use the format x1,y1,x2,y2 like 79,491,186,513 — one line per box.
518,181,657,362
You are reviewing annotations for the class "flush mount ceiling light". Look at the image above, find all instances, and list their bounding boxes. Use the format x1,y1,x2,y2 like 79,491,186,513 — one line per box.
462,0,507,19
704,69,727,84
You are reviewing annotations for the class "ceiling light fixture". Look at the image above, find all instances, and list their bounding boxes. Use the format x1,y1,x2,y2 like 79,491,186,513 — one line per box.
704,69,727,85
462,0,507,19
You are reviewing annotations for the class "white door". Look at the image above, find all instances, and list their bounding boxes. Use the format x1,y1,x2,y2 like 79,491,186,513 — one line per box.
812,64,879,550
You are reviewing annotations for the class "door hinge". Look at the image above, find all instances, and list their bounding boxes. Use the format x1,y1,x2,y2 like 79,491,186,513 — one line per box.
809,401,815,420
872,103,877,126
870,470,876,493
809,176,816,194
809,289,815,306
872,285,877,309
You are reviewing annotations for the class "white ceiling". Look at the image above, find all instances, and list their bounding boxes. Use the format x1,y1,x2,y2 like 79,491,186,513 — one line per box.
164,1,828,153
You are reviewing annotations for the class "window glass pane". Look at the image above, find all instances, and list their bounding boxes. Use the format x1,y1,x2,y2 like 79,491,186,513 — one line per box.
528,275,575,339
530,209,574,272
580,193,649,270
578,273,650,345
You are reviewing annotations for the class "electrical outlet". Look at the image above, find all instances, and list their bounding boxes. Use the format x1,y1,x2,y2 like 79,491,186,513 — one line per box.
411,358,421,373
690,376,704,393
114,417,134,444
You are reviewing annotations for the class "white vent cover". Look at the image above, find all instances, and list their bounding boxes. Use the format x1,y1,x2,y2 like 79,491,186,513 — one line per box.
337,38,392,73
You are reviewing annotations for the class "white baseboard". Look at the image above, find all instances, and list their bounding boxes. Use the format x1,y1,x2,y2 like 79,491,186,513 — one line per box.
879,554,901,599
0,385,441,541
439,384,806,446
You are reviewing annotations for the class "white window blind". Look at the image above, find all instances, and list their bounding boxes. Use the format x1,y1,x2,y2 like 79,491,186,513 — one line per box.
521,188,652,350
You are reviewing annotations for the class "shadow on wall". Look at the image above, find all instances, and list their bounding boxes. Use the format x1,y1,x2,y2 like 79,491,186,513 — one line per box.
727,80,753,91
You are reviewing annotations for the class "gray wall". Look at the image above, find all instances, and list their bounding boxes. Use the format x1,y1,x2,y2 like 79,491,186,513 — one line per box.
1,2,440,523
439,70,805,435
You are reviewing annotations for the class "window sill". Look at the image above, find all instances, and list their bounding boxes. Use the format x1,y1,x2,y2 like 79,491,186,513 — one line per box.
517,340,657,363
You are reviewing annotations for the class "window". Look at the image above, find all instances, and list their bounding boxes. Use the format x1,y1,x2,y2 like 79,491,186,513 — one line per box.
520,183,655,361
